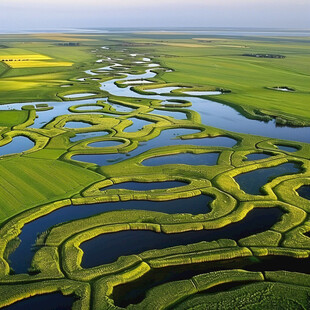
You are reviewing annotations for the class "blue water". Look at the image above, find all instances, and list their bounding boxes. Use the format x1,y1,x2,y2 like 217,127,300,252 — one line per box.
80,207,283,268
74,105,103,111
123,118,152,132
63,93,97,99
235,163,301,195
245,153,273,161
1,293,74,310
0,136,34,157
109,102,134,113
3,48,310,280
9,195,212,274
0,64,309,141
71,129,236,166
64,121,92,129
152,109,187,120
101,181,188,191
88,140,123,148
142,152,219,166
70,131,109,142
275,145,298,152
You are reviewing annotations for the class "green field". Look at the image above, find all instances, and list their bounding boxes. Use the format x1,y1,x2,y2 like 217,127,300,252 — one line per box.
0,34,310,124
0,32,310,309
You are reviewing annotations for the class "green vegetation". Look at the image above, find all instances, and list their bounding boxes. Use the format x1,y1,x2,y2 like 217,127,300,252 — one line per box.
0,110,29,127
0,32,309,309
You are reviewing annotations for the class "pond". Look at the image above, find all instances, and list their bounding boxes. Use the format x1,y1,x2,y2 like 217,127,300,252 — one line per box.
147,87,179,94
2,48,310,303
123,118,152,132
2,292,75,310
109,102,134,113
152,109,187,120
70,131,109,142
112,255,309,308
183,91,222,96
80,207,283,268
122,80,153,85
88,140,124,148
8,195,212,274
73,105,103,111
275,144,298,152
244,153,273,161
72,129,236,166
0,136,34,157
63,93,97,99
234,162,302,195
142,152,219,166
101,181,188,191
297,185,310,200
64,121,92,129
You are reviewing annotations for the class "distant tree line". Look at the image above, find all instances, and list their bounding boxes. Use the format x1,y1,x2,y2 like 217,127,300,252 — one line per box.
242,53,285,59
57,42,80,46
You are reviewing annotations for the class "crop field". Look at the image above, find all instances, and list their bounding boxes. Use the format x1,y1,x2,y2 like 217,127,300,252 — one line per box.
0,52,73,68
0,32,309,309
4,60,73,68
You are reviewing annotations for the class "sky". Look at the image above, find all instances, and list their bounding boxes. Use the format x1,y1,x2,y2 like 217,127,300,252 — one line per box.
0,0,309,32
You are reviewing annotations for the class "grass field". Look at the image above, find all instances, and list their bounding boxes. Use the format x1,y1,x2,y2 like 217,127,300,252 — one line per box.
122,35,310,123
0,156,103,221
0,110,29,127
0,33,309,124
0,37,101,103
0,32,310,309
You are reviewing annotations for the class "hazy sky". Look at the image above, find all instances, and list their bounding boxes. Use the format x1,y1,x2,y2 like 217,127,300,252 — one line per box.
0,0,309,32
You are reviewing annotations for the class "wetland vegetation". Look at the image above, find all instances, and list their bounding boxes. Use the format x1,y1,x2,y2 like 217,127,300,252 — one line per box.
0,30,310,309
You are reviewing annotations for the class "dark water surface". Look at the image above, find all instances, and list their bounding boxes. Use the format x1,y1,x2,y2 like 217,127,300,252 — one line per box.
297,185,310,200
112,255,310,308
245,153,273,161
80,207,283,268
2,293,75,310
9,195,212,274
235,163,301,195
142,152,219,166
102,181,188,190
